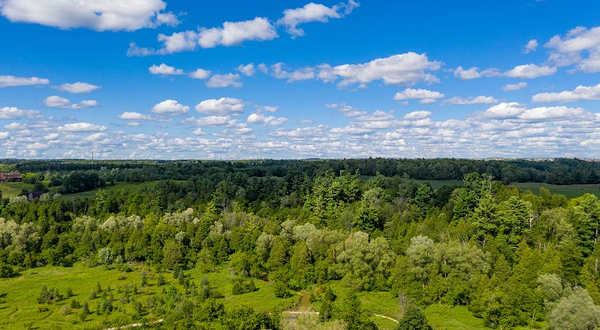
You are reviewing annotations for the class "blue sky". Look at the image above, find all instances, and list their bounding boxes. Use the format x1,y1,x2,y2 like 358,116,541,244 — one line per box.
1,0,600,159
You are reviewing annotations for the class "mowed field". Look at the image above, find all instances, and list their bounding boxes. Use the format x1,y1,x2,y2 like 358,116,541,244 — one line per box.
0,264,545,330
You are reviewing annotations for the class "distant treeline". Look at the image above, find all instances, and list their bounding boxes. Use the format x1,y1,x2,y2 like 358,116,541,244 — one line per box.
4,158,600,185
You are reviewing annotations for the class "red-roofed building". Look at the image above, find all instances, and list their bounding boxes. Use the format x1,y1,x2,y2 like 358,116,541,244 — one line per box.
0,173,22,183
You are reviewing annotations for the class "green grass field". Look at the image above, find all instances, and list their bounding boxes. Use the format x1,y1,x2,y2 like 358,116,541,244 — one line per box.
58,181,163,201
0,182,35,198
0,264,548,330
510,182,600,198
0,264,297,330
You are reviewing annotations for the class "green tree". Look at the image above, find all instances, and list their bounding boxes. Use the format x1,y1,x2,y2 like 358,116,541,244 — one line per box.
396,304,432,330
548,287,600,330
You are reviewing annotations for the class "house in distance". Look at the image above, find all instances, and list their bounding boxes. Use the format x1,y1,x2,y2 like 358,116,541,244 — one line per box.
0,172,23,183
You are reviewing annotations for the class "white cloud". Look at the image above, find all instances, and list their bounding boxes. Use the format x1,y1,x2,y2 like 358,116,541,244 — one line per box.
206,73,242,88
58,122,107,132
404,111,431,120
149,63,184,75
524,39,538,54
0,0,178,31
199,17,277,48
183,115,237,127
504,64,557,79
318,52,441,87
157,31,199,54
247,113,288,126
454,64,555,80
256,105,279,113
4,122,25,130
193,128,204,135
483,102,527,119
0,106,41,119
519,106,585,121
453,66,499,80
118,111,151,121
151,99,189,115
44,95,70,107
0,75,49,87
271,63,315,82
237,63,256,76
195,98,244,115
545,26,600,72
394,88,445,104
56,82,99,94
278,1,359,37
532,83,600,103
189,68,211,80
0,132,9,140
44,95,98,109
445,95,498,105
502,82,527,91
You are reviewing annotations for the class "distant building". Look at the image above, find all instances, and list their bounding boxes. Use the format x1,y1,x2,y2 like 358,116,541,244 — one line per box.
0,173,22,183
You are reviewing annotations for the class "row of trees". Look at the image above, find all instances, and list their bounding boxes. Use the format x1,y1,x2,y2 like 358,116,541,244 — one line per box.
9,158,600,184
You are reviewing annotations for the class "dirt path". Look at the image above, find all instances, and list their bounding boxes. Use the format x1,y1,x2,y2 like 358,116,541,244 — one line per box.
105,318,164,330
283,309,399,324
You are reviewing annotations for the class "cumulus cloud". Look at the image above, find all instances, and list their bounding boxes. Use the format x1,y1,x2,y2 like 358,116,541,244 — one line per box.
0,75,49,87
0,0,179,31
56,82,99,94
394,88,445,104
453,66,499,80
454,64,555,80
256,105,279,113
58,122,107,132
502,82,527,91
445,95,498,105
0,106,41,119
206,73,242,88
504,64,556,79
532,83,600,103
189,68,211,80
247,113,288,126
318,52,441,87
195,98,244,115
278,1,359,37
149,63,184,75
199,17,277,48
271,63,315,82
118,111,152,121
545,26,600,72
404,110,431,120
44,95,98,109
0,132,9,140
237,63,256,76
483,102,527,119
151,99,189,115
519,106,584,121
524,39,538,54
183,115,237,127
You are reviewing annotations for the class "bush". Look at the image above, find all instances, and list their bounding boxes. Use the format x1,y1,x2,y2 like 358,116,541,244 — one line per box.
274,281,292,298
